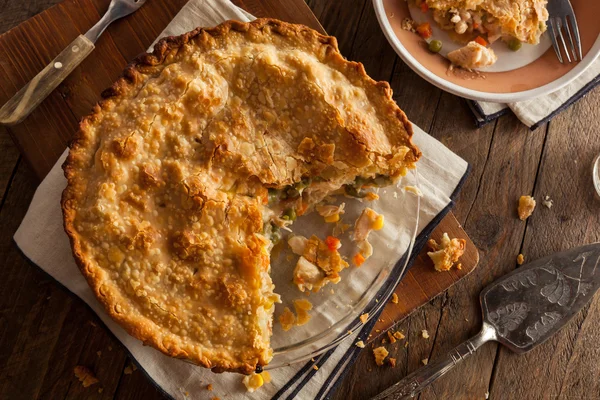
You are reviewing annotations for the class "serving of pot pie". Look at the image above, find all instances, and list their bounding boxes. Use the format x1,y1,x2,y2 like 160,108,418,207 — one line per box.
62,19,420,374
408,0,549,69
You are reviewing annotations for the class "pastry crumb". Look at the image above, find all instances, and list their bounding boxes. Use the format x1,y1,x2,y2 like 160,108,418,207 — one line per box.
123,362,137,375
279,307,296,331
293,299,313,326
394,331,405,340
422,358,429,365
388,357,397,367
365,192,380,201
427,233,466,272
542,195,553,209
356,340,366,348
391,293,399,304
485,391,490,399
401,17,416,32
313,365,319,370
74,366,99,388
404,341,409,348
517,254,525,265
382,339,387,344
360,313,369,324
98,388,104,393
373,346,389,366
387,331,397,344
518,195,536,220
422,330,430,339
207,384,214,391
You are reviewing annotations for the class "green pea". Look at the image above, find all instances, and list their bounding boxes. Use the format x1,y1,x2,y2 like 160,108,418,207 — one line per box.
508,38,522,51
270,224,281,242
373,174,393,186
344,184,366,198
286,187,300,200
268,188,279,203
295,177,312,190
354,176,367,187
282,208,297,221
428,40,443,53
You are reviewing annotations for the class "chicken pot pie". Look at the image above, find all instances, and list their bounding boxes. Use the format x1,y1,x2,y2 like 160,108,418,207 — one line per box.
62,19,420,374
409,0,548,69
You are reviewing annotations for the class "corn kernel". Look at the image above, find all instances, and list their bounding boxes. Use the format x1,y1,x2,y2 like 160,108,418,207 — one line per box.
372,215,384,230
242,373,264,392
324,213,340,223
260,371,271,384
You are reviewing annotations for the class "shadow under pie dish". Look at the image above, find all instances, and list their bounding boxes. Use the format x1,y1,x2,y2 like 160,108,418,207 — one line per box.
61,18,420,374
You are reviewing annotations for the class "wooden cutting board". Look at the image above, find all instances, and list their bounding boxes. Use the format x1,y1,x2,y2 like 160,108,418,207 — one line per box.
0,0,479,336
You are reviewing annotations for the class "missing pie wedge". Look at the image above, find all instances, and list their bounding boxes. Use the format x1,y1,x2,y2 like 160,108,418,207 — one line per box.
62,19,420,374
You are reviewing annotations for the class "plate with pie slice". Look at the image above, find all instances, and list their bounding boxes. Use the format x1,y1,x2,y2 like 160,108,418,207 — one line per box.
62,19,422,374
373,0,600,102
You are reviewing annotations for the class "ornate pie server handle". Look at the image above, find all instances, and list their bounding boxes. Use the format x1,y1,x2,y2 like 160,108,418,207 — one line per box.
0,35,94,126
372,323,497,400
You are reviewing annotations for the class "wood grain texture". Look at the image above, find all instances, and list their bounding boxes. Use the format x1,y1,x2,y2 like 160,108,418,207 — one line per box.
0,0,599,399
0,35,95,125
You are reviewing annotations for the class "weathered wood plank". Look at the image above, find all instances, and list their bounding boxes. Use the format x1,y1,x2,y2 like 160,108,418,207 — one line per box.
489,86,600,400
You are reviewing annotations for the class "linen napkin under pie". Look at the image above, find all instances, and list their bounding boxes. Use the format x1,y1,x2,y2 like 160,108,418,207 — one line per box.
14,0,468,398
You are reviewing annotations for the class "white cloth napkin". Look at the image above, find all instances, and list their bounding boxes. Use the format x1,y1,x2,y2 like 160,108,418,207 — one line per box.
14,1,468,398
468,60,600,129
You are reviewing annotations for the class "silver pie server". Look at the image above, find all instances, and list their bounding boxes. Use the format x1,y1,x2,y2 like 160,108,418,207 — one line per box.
0,0,147,126
372,242,600,400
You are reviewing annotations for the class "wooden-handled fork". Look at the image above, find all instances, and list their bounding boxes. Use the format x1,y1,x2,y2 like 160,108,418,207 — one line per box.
0,0,147,126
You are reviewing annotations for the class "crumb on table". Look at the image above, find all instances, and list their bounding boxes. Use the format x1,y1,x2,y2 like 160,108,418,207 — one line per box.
391,293,399,304
518,195,536,220
427,233,466,272
373,346,389,366
394,331,405,340
74,366,99,388
517,254,525,265
422,358,429,365
542,195,553,209
421,330,430,339
388,357,397,367
355,340,366,348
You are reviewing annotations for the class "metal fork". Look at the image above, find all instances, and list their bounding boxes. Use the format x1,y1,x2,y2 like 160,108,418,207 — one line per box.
0,0,147,126
546,0,582,64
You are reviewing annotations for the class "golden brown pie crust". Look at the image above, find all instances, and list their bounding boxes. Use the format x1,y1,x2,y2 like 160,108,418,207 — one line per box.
62,18,420,374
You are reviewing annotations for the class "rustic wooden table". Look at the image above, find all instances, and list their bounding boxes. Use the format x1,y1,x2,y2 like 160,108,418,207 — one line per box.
1,1,599,400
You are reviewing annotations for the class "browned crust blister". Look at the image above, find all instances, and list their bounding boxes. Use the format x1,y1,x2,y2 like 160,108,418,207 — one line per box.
61,18,420,374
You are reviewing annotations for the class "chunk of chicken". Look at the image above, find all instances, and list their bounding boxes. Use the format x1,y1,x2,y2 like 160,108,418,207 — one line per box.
447,41,497,69
352,208,384,266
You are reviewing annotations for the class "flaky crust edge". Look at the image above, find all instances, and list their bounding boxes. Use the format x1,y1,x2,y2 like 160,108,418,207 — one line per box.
61,18,421,375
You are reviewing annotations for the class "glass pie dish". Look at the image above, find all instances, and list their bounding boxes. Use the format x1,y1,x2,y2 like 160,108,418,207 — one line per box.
266,167,421,369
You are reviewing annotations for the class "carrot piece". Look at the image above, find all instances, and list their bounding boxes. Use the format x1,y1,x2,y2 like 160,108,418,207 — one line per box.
325,236,341,251
474,36,487,46
472,22,480,29
353,253,366,267
416,22,432,39
420,2,429,13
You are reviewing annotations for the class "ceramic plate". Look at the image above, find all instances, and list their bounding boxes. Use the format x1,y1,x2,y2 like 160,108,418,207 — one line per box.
373,0,600,102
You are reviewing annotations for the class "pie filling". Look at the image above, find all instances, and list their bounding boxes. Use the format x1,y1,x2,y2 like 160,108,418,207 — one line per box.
62,19,420,374
409,0,548,69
